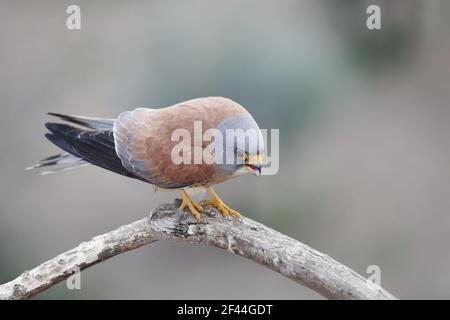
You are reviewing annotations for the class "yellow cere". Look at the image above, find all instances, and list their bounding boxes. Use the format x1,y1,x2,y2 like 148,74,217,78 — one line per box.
247,154,263,165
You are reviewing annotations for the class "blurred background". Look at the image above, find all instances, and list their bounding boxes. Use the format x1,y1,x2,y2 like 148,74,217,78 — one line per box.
1,0,449,299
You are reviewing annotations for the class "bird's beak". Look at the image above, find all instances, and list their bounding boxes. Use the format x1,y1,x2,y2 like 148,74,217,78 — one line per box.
246,164,262,176
246,154,263,176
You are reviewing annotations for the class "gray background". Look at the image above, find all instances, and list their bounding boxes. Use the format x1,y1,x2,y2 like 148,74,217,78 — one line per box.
1,0,450,299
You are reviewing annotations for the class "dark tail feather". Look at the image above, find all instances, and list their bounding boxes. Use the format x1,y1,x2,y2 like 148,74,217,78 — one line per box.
43,123,145,182
26,152,88,174
44,123,81,157
47,113,115,130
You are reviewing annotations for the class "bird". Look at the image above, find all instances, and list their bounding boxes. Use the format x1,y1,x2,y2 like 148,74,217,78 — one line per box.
28,97,265,218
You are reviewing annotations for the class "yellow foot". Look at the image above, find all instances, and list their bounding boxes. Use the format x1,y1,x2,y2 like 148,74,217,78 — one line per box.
203,187,241,218
179,190,203,218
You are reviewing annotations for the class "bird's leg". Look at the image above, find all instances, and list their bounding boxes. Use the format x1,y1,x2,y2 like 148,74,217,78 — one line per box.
203,187,241,218
179,189,203,218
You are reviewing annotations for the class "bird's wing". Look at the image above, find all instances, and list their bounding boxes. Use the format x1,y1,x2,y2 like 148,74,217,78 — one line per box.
43,123,146,181
114,108,155,181
47,113,115,130
113,108,195,188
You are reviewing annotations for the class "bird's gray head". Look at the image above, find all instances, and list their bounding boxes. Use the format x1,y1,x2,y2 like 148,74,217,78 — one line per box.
214,114,264,176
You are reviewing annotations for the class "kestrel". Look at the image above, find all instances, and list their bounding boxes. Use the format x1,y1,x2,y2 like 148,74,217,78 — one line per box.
29,97,264,218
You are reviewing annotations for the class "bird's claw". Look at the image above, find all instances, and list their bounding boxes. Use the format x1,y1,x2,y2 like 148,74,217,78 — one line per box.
202,198,241,218
179,190,203,218
179,187,241,219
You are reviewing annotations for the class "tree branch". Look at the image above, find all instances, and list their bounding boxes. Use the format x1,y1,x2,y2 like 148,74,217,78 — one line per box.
0,201,396,300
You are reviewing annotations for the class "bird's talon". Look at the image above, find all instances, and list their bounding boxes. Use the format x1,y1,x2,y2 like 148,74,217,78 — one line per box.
192,201,203,212
228,209,241,218
180,188,241,219
202,190,241,218
179,190,203,218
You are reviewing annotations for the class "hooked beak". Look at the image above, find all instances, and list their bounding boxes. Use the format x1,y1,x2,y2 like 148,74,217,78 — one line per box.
246,164,262,176
246,154,263,176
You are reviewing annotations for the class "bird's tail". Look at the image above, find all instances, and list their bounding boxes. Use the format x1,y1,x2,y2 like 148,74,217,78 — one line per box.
28,113,143,181
27,113,112,175
26,152,89,175
46,112,115,130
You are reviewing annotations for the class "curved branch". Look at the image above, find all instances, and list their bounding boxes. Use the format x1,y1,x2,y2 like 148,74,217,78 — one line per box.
0,201,396,300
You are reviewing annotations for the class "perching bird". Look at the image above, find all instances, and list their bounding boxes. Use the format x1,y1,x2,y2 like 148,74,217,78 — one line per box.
29,97,264,218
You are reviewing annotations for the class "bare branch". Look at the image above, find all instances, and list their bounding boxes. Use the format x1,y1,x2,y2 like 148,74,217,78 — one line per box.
0,201,397,300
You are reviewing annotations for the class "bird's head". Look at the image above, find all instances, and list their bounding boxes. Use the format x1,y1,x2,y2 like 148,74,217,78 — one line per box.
234,147,263,176
215,114,264,177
